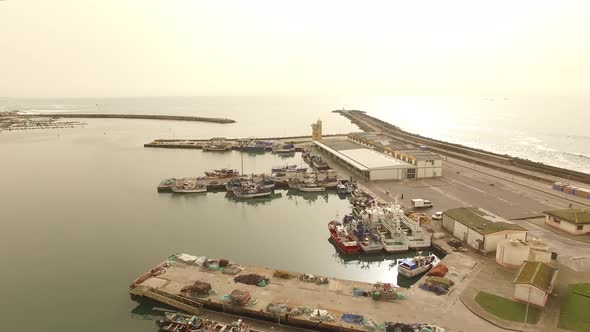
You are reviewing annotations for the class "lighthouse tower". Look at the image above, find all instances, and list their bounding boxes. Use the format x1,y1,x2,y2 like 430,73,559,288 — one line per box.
311,120,322,141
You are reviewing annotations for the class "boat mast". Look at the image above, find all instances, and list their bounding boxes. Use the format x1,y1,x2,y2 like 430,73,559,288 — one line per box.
240,141,244,175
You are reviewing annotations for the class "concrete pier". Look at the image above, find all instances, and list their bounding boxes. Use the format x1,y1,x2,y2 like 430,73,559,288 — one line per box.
22,113,236,123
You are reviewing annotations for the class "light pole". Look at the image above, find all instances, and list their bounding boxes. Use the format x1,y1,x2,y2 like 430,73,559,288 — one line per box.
523,286,531,330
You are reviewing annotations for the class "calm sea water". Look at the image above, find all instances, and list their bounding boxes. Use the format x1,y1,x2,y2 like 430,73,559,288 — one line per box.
0,108,432,332
0,96,586,331
3,96,589,173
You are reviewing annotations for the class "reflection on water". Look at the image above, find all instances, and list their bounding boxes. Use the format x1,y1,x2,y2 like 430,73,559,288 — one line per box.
328,237,444,288
224,191,284,206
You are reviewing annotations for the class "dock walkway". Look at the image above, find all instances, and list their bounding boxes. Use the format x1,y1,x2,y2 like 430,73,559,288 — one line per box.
130,253,506,332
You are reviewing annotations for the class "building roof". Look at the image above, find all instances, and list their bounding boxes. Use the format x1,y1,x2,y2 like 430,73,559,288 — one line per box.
319,139,366,151
444,207,526,235
543,209,590,224
340,149,414,169
314,141,414,170
513,261,558,292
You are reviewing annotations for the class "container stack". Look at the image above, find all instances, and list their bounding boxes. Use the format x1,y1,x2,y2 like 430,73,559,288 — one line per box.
554,182,590,199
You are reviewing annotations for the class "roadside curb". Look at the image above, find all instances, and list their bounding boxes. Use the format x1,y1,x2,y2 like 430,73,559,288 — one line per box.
517,218,590,245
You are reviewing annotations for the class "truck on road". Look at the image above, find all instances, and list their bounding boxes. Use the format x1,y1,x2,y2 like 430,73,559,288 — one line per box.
411,199,433,208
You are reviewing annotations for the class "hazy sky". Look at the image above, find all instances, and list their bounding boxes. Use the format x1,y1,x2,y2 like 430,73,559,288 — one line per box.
1,0,589,97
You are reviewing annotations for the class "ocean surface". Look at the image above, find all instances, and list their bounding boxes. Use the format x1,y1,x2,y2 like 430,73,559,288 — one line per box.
3,96,589,173
0,96,587,331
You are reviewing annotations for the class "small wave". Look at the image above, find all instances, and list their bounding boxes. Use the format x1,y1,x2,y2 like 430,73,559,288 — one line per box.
534,144,558,152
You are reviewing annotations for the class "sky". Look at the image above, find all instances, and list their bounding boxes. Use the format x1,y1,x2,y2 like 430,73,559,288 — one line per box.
1,0,589,97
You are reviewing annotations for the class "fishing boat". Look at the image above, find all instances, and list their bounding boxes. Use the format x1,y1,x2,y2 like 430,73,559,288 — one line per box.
204,319,261,332
297,182,326,192
255,178,275,190
171,181,207,193
398,212,432,249
361,206,409,253
204,169,239,178
225,177,250,191
328,220,360,254
398,253,436,278
378,228,409,253
272,143,296,154
271,165,298,173
348,220,384,253
158,178,178,192
203,144,230,151
336,182,348,195
242,140,266,153
233,185,272,199
311,159,331,171
203,137,231,152
156,312,203,332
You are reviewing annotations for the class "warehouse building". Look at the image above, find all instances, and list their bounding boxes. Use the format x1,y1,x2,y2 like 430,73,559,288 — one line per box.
442,207,528,255
348,132,443,178
313,139,415,181
543,209,590,235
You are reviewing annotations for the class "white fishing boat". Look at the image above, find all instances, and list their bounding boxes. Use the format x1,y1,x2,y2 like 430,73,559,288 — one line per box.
233,185,272,199
398,213,432,249
398,253,436,278
348,219,383,253
362,205,409,253
171,181,207,193
298,183,326,192
378,229,409,253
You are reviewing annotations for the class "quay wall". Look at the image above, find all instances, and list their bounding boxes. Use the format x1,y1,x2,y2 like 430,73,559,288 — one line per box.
337,110,590,185
23,113,236,124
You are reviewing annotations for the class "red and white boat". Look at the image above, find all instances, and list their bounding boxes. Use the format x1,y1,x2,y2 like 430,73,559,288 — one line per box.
328,221,360,254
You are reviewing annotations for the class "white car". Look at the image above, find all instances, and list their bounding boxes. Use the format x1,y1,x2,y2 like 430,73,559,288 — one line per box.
432,212,443,220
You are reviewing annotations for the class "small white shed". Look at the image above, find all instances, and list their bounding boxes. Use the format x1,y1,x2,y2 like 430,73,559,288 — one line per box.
513,261,558,307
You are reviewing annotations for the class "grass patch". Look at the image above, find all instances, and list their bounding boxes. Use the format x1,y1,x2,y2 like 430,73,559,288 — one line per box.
559,283,590,331
475,291,540,324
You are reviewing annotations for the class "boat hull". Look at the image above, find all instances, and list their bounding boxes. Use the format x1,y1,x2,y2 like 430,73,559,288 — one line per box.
359,244,384,253
398,264,433,278
383,246,410,253
171,188,207,193
328,221,360,254
233,190,272,199
298,186,325,192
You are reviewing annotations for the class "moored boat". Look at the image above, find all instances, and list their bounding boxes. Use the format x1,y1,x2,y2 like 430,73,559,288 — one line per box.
336,181,348,195
204,169,239,178
255,178,275,190
158,178,178,192
225,177,250,191
233,185,272,199
328,220,360,254
272,143,296,154
203,137,231,152
156,312,203,332
348,220,384,253
297,182,326,192
171,181,207,193
271,164,297,173
242,140,267,153
378,229,409,253
398,253,436,278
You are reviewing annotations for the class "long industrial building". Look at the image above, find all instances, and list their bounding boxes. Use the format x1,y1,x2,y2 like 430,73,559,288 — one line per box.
348,132,443,178
313,139,416,181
